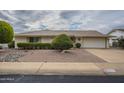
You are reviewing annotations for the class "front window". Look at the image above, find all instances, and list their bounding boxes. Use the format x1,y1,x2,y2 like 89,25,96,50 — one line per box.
29,37,40,42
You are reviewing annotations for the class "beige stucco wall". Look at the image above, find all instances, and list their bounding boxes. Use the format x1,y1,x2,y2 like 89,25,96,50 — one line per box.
15,36,27,48
15,36,54,48
15,36,27,42
41,36,53,43
15,36,108,48
74,37,83,47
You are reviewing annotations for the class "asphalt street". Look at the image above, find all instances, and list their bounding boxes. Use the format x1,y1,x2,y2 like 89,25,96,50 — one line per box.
0,75,124,83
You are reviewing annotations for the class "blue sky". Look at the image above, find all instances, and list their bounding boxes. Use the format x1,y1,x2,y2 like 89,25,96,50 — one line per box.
0,10,124,34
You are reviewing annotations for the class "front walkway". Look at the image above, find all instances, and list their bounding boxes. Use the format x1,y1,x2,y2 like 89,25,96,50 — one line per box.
0,62,124,75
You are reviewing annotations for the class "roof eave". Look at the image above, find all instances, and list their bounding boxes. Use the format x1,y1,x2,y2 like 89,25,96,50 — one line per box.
15,34,108,38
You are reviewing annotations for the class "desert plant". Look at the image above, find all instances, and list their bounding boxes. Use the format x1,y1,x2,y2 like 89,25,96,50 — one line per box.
75,43,81,48
51,34,73,52
0,20,14,43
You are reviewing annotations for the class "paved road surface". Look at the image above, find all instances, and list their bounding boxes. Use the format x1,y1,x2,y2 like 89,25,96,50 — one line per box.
0,75,124,83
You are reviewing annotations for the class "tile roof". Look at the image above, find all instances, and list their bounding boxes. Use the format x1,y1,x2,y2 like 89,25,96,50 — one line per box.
108,29,124,35
16,30,108,37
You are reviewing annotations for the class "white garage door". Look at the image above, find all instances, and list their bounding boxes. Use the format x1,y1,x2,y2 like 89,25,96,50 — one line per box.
83,37,106,48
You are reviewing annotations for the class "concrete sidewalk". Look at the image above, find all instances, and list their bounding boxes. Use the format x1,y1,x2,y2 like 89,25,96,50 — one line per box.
0,62,124,75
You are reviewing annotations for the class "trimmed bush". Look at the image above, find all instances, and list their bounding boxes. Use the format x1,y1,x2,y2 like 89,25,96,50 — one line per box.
51,34,73,51
75,43,81,48
8,41,15,48
38,43,52,49
17,42,52,49
0,20,14,43
17,43,27,49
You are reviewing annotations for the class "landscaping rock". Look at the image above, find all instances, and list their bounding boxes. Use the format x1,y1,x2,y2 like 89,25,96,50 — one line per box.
0,50,26,62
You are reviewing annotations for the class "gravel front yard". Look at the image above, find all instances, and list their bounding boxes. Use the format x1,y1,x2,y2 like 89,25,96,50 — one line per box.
18,49,107,62
0,49,28,62
0,49,107,62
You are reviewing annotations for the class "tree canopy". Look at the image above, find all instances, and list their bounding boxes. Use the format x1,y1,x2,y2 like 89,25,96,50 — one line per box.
52,34,73,51
0,20,14,43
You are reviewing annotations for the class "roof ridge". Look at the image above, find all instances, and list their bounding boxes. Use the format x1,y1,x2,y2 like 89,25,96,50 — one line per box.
19,30,99,34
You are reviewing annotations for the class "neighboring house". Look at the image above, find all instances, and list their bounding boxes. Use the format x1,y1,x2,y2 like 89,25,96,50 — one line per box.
108,29,124,47
15,30,109,48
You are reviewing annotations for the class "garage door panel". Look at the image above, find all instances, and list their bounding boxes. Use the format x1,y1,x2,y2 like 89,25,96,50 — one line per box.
83,38,105,48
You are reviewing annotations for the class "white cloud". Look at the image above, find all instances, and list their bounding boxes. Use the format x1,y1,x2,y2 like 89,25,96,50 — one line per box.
0,10,124,34
0,11,19,21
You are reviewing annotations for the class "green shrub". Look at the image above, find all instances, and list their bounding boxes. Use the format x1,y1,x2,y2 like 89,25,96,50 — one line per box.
38,43,52,49
17,43,35,49
8,41,15,48
17,42,52,49
51,34,73,51
75,43,81,48
112,42,118,48
17,43,26,49
118,38,124,48
0,20,14,43
0,45,2,49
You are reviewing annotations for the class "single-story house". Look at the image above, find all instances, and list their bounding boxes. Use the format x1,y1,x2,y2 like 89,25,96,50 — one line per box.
107,29,124,47
15,30,109,48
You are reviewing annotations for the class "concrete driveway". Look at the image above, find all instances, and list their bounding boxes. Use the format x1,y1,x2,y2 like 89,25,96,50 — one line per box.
86,49,124,63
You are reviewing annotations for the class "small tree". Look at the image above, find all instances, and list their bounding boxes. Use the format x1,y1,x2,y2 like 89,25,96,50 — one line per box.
52,34,73,52
0,20,14,44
